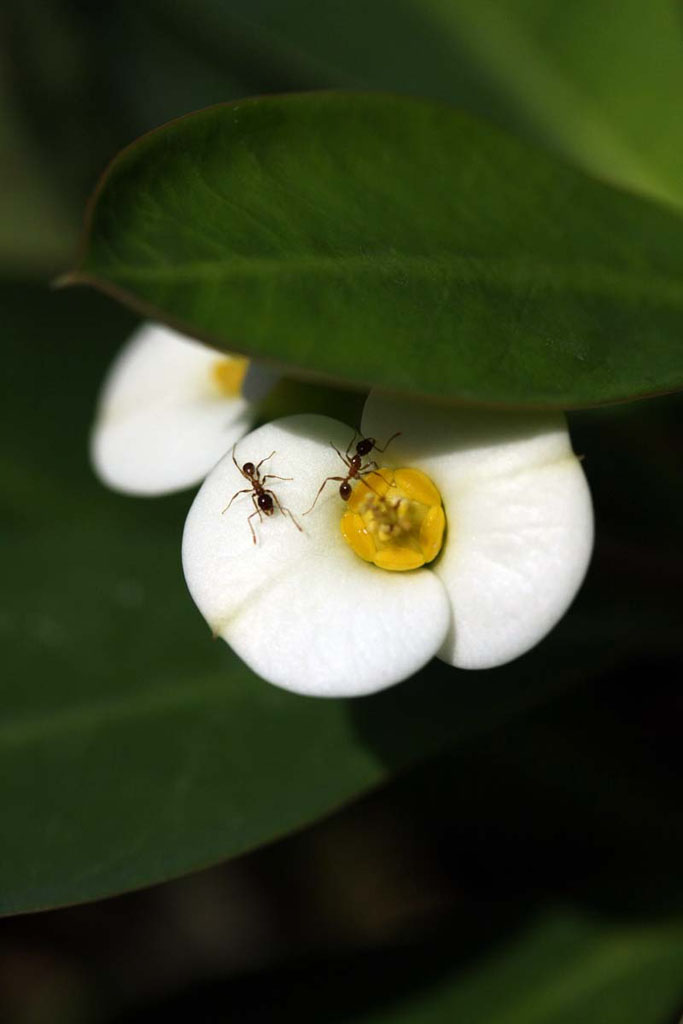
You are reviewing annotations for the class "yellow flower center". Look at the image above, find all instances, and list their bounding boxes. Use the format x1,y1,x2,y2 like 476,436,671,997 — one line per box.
211,356,249,397
340,467,446,571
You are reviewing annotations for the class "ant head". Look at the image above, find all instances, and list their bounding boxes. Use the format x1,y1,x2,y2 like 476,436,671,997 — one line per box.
356,437,375,457
349,453,362,471
339,481,352,500
258,493,274,512
243,462,255,477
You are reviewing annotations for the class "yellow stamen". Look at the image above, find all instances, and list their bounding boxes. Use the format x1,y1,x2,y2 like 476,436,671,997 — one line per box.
211,356,249,397
341,467,446,572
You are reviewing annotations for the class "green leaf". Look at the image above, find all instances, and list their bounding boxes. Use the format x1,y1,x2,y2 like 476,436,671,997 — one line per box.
345,912,683,1024
4,280,635,915
67,93,683,408
421,0,683,210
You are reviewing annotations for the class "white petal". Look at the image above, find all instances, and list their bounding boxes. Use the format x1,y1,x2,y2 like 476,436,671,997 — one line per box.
434,456,593,668
91,323,253,495
362,394,594,669
362,392,574,487
182,415,450,697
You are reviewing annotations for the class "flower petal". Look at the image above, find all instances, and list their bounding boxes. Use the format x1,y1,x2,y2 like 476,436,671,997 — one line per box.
182,415,450,697
435,455,593,668
363,394,593,669
91,323,253,495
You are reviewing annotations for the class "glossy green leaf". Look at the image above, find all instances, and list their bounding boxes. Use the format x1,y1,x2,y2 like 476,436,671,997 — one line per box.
4,281,635,915
68,93,683,408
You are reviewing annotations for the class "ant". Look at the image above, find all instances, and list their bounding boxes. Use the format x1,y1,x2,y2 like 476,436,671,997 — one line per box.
304,431,401,514
223,448,302,544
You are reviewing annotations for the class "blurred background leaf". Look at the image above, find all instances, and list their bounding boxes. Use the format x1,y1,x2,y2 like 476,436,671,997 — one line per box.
308,911,683,1024
419,0,683,208
0,71,76,274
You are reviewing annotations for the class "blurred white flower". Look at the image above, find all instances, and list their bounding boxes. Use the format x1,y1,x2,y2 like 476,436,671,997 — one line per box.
182,392,593,697
91,322,276,495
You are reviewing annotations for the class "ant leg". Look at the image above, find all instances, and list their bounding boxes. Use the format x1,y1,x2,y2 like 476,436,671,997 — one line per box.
255,450,276,473
357,467,387,498
269,491,303,533
345,431,359,459
330,443,352,469
373,431,401,453
247,509,262,544
246,494,263,544
231,445,247,480
303,476,346,515
222,488,252,514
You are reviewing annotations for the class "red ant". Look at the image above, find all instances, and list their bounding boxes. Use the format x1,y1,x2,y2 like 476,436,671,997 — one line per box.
304,431,401,514
223,448,302,544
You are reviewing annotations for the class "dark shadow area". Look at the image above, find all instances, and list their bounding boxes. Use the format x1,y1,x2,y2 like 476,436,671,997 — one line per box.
410,662,683,918
101,661,683,1022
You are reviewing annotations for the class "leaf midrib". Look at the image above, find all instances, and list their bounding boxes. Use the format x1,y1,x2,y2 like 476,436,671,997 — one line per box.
82,254,683,307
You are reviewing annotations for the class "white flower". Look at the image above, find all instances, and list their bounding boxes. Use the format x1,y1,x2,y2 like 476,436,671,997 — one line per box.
91,322,276,495
182,392,593,698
